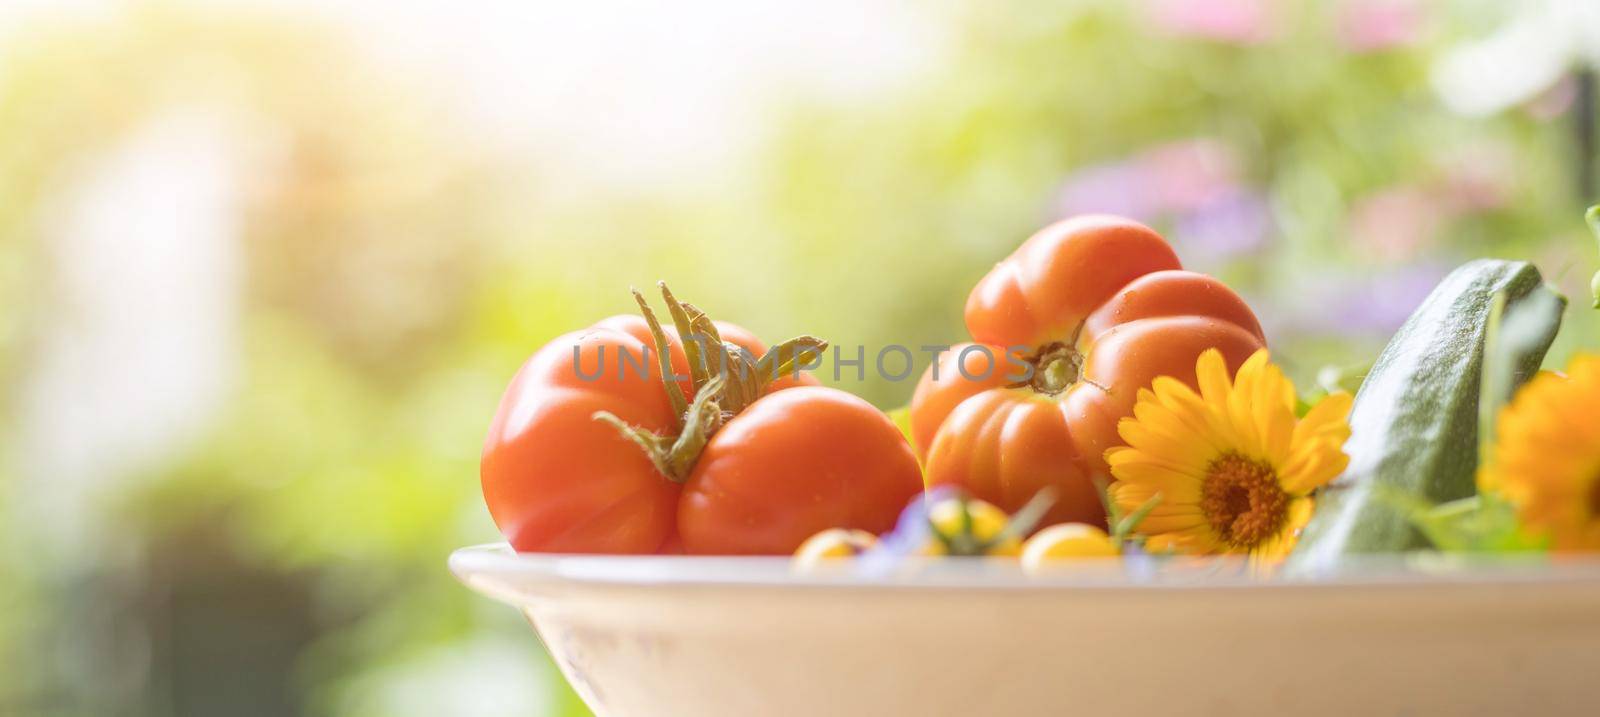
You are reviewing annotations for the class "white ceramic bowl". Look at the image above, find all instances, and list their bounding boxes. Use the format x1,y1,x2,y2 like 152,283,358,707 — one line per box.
451,543,1600,716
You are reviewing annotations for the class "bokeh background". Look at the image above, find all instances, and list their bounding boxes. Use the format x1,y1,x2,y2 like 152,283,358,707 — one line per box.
3,1,1599,715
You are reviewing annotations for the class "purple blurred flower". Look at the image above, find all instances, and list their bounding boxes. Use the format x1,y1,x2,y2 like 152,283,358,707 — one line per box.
1337,0,1426,53
1145,0,1278,45
1173,190,1273,260
1053,162,1159,220
1296,264,1449,336
855,487,956,577
1054,138,1270,262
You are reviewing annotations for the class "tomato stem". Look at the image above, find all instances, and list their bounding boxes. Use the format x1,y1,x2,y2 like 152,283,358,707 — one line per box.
928,489,1058,556
660,283,712,388
596,283,828,484
1022,323,1088,395
631,288,689,427
994,487,1058,544
663,373,727,481
761,336,828,384
1029,343,1082,394
592,373,728,484
591,411,676,479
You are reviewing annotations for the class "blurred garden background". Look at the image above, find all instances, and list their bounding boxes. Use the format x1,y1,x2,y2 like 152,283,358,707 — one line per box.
2,1,1599,715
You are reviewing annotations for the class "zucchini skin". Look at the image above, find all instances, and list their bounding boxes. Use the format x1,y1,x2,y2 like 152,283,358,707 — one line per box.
1290,260,1563,566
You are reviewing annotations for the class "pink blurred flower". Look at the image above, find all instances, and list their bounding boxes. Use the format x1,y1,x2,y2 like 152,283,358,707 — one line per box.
1346,186,1446,262
1143,138,1243,213
1145,0,1279,45
1526,74,1578,121
1346,140,1516,261
1434,141,1515,212
1337,0,1426,52
1055,138,1244,220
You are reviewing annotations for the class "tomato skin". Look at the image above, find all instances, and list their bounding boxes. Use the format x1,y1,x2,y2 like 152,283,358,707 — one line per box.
678,386,924,555
923,390,1103,528
908,342,1019,456
1083,269,1265,343
965,215,1181,348
481,327,680,553
482,316,818,554
914,216,1266,523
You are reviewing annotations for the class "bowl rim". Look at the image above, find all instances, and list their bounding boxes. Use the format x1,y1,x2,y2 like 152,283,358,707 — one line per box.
449,542,1600,595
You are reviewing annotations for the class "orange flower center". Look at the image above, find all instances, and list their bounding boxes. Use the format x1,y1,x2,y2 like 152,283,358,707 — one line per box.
1589,473,1600,518
1200,453,1289,550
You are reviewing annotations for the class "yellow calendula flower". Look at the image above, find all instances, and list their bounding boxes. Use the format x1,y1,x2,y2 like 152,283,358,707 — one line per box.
1479,356,1600,551
1107,349,1352,563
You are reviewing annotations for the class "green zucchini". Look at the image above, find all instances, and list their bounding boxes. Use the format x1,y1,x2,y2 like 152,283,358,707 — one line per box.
1289,260,1563,567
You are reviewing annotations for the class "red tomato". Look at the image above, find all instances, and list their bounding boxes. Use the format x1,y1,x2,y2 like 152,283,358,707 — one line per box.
677,386,923,554
482,291,904,556
911,216,1266,526
481,324,679,553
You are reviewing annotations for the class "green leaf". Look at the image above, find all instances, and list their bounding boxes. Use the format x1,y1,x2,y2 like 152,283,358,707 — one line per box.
1374,486,1546,553
1113,493,1162,542
1298,363,1368,417
996,488,1057,543
1478,285,1565,463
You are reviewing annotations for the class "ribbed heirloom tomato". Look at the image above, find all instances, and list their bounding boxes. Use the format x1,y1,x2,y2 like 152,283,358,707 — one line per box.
481,285,922,554
911,215,1266,527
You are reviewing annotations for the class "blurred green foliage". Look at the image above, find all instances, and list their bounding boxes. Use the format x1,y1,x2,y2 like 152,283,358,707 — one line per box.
2,2,1598,716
